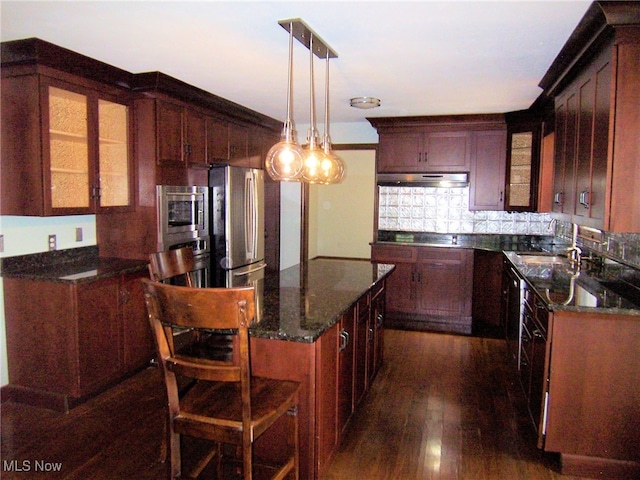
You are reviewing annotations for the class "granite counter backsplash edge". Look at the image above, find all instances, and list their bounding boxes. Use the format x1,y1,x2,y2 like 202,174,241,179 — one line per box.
1,246,100,274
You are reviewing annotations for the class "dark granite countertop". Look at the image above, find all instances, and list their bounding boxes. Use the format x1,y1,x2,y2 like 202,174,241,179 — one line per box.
251,258,395,343
0,246,148,283
375,230,567,253
504,251,640,315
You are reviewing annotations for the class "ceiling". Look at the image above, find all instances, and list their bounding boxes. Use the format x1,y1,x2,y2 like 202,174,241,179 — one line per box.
1,1,593,132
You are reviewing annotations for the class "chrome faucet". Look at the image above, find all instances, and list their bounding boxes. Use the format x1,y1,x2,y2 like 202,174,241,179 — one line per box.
566,223,582,267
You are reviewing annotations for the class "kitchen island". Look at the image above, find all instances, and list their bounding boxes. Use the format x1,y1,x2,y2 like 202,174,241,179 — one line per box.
249,258,394,480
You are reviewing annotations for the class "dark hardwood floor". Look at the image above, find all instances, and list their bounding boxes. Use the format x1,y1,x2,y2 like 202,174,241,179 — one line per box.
1,329,591,479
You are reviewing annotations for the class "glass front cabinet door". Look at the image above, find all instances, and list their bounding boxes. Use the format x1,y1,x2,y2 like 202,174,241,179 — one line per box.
505,124,541,212
45,81,132,214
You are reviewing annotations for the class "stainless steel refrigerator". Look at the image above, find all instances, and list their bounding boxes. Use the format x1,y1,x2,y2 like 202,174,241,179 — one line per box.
209,165,265,317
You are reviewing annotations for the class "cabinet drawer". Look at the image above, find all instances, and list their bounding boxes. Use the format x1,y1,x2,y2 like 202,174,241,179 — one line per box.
417,246,468,262
371,245,417,263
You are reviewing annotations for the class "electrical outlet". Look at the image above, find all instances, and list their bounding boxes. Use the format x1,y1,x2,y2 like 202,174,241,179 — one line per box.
48,234,56,251
76,227,83,242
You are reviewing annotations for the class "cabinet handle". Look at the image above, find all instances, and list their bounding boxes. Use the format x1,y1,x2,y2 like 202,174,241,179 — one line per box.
553,191,564,205
369,327,374,342
579,190,590,208
499,191,503,202
339,330,350,352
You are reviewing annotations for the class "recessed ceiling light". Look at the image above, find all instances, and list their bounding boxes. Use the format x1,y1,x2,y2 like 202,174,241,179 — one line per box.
350,97,381,109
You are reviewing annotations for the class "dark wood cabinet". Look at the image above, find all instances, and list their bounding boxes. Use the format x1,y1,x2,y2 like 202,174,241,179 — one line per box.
370,280,385,384
354,293,370,408
207,118,264,169
156,99,207,168
1,72,133,216
472,250,504,327
250,279,386,480
469,128,507,210
376,129,471,173
3,269,152,411
544,310,640,477
371,244,473,334
541,3,640,232
316,322,339,477
337,307,356,438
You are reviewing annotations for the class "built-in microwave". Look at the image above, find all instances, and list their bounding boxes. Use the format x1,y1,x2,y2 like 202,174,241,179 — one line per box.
156,185,209,247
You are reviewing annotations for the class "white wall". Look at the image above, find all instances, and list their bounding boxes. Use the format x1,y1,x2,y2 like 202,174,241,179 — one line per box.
308,150,376,259
0,215,97,386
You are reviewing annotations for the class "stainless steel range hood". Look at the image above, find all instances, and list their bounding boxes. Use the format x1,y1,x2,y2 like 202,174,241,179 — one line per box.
377,172,469,187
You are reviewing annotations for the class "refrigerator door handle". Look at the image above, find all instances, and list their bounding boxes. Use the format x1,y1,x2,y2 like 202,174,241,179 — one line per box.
244,172,259,260
233,263,267,277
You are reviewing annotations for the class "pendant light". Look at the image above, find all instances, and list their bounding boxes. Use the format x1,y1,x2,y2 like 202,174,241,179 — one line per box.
320,50,345,184
265,21,303,182
300,33,329,184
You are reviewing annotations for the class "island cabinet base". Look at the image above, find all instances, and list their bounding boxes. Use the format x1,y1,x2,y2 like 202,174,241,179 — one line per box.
250,337,318,480
250,315,382,480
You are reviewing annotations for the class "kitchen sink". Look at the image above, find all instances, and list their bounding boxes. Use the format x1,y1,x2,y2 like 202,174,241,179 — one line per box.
515,253,569,265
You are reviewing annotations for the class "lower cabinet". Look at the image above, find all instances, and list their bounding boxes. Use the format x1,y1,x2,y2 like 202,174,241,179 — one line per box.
543,310,640,477
371,244,473,333
250,280,386,480
3,269,153,410
472,250,504,328
503,258,640,478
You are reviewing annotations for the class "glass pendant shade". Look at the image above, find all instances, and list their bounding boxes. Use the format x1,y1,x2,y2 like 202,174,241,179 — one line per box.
265,22,303,181
318,49,345,184
300,33,330,184
265,122,303,181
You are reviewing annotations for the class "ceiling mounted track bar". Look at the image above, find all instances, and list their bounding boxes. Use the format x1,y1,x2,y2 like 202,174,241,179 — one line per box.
278,18,338,59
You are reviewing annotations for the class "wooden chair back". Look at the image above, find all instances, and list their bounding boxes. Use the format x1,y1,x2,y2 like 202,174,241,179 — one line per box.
142,278,299,479
148,247,196,287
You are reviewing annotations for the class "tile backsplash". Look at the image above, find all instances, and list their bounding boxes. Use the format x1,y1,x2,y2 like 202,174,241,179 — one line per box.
378,186,552,235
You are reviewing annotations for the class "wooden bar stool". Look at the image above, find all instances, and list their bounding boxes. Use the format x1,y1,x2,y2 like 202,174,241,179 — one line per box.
142,279,300,480
148,246,197,287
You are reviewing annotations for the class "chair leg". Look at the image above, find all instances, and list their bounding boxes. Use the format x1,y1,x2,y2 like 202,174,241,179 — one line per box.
169,429,181,479
243,438,253,480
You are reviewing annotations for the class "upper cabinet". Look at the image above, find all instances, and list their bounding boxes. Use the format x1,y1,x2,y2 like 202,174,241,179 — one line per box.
376,129,471,172
155,100,208,169
503,108,547,212
369,114,508,211
370,116,475,173
469,128,507,211
1,72,133,216
539,1,640,232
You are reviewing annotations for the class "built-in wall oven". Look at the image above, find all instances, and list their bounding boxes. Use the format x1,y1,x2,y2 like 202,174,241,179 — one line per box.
156,185,210,287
